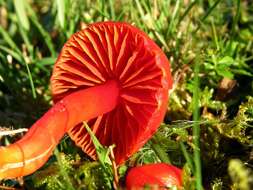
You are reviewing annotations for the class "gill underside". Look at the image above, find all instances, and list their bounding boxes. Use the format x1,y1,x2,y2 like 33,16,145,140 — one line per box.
53,24,168,164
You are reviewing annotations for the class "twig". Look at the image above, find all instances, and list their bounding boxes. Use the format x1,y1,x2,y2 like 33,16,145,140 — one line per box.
0,185,22,190
0,128,28,137
109,146,119,190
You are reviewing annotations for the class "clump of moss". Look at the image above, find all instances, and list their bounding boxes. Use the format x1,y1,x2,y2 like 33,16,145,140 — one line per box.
33,155,113,190
33,153,74,190
228,159,253,190
217,96,253,144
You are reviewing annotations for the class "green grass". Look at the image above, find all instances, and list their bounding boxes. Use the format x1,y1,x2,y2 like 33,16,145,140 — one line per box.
0,0,253,189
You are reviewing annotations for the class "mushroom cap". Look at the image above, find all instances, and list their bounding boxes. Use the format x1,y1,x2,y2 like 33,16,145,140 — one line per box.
50,21,173,164
126,163,182,189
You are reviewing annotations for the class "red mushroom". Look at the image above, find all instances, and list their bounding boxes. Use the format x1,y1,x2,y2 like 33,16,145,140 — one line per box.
126,163,183,190
0,21,172,179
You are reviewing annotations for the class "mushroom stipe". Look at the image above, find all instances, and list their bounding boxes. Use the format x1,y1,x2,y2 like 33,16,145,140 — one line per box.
0,21,173,179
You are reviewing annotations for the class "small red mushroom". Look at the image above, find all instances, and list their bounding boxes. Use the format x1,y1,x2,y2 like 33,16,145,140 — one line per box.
126,163,183,190
0,21,173,179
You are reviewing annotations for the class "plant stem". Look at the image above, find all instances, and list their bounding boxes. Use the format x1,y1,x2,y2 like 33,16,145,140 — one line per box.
192,56,202,190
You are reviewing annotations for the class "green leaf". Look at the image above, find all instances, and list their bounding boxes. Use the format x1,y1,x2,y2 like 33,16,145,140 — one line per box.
13,0,30,31
204,62,215,70
216,67,234,79
232,69,253,76
82,122,112,166
82,122,114,189
218,56,234,66
35,57,57,66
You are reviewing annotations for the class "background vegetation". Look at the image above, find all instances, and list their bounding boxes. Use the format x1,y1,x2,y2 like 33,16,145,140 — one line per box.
0,0,252,189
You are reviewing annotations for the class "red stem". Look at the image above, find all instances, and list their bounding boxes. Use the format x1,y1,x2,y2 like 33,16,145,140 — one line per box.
0,80,119,179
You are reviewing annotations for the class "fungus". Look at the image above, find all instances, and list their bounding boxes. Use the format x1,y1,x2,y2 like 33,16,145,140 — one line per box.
0,21,172,179
126,163,182,190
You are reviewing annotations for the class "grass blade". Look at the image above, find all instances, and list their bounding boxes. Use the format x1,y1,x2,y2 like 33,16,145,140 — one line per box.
108,0,115,20
178,1,197,25
25,3,56,57
24,60,37,98
82,122,112,167
150,137,171,164
229,0,241,51
35,57,57,66
34,57,56,74
0,25,22,55
167,0,181,34
180,142,194,173
13,0,30,31
135,0,145,23
195,0,222,32
18,23,34,58
0,45,22,62
0,25,36,98
56,0,66,29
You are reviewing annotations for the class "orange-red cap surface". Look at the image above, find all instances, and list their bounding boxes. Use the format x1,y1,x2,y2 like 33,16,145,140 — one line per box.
126,163,182,190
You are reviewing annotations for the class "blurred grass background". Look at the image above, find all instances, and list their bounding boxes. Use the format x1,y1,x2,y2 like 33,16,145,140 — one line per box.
0,0,253,189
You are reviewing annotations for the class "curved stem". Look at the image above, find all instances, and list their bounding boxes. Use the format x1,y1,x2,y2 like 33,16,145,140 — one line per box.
0,80,119,179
